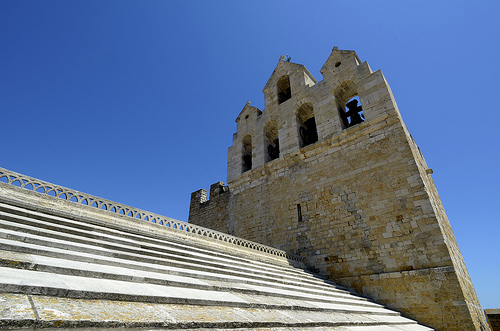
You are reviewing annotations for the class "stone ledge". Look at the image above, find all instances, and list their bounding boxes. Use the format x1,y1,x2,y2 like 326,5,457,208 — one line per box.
0,294,432,330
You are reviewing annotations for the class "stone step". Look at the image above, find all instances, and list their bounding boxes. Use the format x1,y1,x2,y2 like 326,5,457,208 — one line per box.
0,198,302,269
0,293,432,330
0,232,376,308
1,266,398,314
0,204,351,293
0,249,382,309
0,223,349,297
0,215,325,290
0,206,371,302
0,201,299,271
0,201,326,284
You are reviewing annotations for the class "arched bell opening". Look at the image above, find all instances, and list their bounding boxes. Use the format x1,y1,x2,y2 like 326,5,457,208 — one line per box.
296,103,318,148
277,75,292,104
334,80,365,129
241,135,253,173
264,121,279,163
345,96,365,127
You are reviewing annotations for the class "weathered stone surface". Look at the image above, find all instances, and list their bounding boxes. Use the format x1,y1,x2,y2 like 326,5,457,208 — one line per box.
189,48,488,331
0,294,35,323
0,181,431,330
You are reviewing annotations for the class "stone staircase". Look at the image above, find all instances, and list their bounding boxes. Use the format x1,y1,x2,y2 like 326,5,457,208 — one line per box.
0,178,433,330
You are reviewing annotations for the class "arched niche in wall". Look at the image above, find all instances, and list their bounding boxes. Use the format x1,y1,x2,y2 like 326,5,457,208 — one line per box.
264,121,279,163
334,80,365,129
241,135,253,173
277,75,292,104
296,103,318,148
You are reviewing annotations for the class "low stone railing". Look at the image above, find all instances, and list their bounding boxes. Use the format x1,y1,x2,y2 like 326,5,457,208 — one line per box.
0,167,304,262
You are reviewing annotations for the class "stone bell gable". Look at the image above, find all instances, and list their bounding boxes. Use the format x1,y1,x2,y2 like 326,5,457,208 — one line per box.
320,47,399,125
226,47,403,183
189,47,489,331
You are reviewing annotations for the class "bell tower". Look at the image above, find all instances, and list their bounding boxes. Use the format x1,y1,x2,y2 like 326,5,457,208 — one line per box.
189,47,488,331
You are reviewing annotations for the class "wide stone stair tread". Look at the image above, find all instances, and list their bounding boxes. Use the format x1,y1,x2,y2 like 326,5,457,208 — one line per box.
0,248,384,309
0,203,304,272
0,236,382,308
0,266,398,314
0,203,334,284
0,197,433,330
0,200,299,268
0,236,360,304
0,294,432,331
0,206,358,295
0,217,332,291
0,225,355,298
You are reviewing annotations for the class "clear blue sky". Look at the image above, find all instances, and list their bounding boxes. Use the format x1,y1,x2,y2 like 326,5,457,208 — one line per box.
1,1,499,309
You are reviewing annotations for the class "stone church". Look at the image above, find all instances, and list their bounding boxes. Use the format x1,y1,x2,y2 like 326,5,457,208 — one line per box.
0,47,489,330
189,47,488,330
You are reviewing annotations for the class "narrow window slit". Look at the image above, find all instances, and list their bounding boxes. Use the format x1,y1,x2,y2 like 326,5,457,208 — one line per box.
297,204,303,222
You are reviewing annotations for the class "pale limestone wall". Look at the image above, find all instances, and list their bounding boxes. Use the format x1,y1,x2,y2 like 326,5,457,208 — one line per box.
189,181,231,236
189,48,488,331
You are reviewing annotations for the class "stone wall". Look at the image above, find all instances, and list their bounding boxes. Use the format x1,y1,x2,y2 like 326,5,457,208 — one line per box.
189,181,231,235
189,48,489,331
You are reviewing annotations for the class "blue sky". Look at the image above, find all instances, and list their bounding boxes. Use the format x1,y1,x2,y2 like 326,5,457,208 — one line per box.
1,1,499,309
